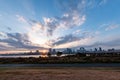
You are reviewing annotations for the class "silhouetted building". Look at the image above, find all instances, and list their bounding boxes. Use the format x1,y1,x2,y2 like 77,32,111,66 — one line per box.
94,48,97,52
99,47,102,51
49,48,52,54
66,48,72,54
77,47,86,53
52,49,56,54
63,48,72,54
108,48,115,51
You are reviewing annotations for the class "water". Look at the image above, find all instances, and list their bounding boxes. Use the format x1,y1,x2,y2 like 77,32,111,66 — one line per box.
0,55,40,58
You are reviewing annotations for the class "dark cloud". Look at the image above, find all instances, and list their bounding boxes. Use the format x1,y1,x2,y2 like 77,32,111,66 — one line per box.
0,33,45,51
77,38,120,49
98,38,120,47
0,44,10,51
53,34,84,46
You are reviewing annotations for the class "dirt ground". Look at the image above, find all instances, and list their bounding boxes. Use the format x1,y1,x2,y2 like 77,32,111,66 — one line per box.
0,67,120,80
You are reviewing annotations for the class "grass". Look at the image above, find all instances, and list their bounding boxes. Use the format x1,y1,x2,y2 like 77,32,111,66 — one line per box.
0,67,120,80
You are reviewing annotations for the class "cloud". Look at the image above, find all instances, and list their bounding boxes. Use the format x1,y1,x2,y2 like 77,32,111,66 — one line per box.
43,17,58,36
0,32,8,39
29,0,105,39
0,42,14,51
53,34,82,46
51,30,98,48
99,0,107,6
73,29,81,35
57,0,86,13
41,12,86,37
85,37,120,49
58,12,86,28
53,36,94,49
16,15,27,23
26,0,88,48
0,32,45,51
51,29,120,49
41,0,87,36
27,21,52,48
103,38,120,47
99,23,119,31
84,0,107,8
0,0,110,51
105,24,119,31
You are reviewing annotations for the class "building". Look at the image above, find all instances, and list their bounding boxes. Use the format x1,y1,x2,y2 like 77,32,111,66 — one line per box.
52,49,56,54
77,47,86,53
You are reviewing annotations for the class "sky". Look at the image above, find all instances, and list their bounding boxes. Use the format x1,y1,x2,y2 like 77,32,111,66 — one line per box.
0,0,120,53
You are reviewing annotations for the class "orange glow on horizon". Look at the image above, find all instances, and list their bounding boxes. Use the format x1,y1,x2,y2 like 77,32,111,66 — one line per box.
0,50,30,54
40,50,48,58
42,50,48,53
41,55,48,58
0,50,48,54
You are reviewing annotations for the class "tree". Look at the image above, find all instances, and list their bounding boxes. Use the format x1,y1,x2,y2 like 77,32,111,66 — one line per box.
56,51,62,57
47,52,51,57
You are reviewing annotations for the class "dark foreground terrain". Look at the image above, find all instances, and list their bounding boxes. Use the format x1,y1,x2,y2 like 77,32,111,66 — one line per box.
0,67,120,80
0,56,120,64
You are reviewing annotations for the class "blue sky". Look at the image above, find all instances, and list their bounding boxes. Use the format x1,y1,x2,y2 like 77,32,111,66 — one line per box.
0,0,120,53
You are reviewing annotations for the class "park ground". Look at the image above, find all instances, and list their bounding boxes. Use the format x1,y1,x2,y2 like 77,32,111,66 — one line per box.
0,67,120,80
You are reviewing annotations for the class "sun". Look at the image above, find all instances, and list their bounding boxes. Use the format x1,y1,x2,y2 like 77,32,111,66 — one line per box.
40,50,48,58
42,50,48,53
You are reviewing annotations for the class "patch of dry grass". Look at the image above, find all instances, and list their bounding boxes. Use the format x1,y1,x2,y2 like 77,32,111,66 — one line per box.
0,67,120,80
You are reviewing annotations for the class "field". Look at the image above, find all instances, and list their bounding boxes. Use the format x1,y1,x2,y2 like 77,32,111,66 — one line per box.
0,67,120,80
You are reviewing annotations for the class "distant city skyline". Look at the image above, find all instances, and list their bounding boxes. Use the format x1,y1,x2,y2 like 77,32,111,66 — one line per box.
0,0,120,53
